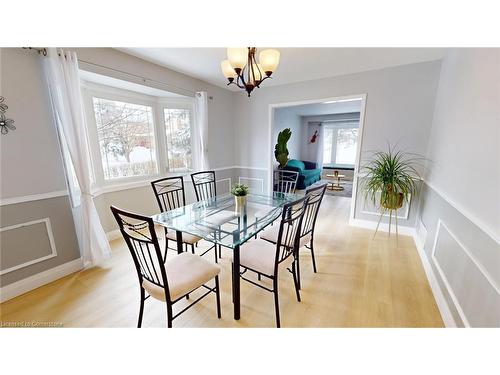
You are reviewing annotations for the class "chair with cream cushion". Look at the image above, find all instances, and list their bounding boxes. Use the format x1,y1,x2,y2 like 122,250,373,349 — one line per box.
110,206,221,328
273,169,299,194
151,176,217,263
233,195,309,328
260,183,327,288
191,170,233,257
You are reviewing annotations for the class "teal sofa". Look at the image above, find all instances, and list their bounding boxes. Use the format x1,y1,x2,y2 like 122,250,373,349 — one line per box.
283,159,322,190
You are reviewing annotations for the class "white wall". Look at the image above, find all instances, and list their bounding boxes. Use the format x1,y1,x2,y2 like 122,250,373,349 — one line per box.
273,107,302,160
424,49,500,238
234,61,442,224
417,49,500,327
234,61,441,169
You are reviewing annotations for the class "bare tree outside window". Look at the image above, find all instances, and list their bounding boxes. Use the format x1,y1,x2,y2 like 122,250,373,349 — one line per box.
92,97,157,179
164,108,192,172
322,126,358,166
335,128,358,164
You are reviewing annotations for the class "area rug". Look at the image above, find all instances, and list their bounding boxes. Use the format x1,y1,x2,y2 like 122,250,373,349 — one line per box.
305,178,353,198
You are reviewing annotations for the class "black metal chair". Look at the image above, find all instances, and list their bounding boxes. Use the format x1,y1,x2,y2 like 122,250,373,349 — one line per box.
151,176,217,262
273,169,299,194
191,170,217,201
190,170,232,258
233,195,309,328
260,183,327,288
110,205,221,328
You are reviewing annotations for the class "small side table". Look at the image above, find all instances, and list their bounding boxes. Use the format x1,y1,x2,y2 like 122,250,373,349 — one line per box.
326,172,345,191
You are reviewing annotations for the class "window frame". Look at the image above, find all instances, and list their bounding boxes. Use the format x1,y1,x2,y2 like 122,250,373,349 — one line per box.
322,121,359,167
82,82,195,191
159,98,195,174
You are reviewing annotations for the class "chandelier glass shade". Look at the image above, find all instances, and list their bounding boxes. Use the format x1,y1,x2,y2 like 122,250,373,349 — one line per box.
221,47,280,96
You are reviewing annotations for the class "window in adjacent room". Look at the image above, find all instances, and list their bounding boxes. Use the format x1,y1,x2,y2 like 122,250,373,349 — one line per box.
322,123,359,167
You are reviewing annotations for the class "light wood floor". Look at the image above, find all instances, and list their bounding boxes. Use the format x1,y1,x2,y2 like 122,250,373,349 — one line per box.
0,196,443,327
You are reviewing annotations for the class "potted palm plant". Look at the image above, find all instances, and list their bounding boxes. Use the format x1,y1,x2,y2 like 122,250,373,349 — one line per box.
231,183,249,208
274,128,292,168
361,147,423,237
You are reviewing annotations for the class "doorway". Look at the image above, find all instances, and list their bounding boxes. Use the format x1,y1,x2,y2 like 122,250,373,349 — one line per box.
268,94,367,220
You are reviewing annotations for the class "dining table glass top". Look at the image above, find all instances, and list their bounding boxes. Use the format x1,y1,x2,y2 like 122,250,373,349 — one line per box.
151,192,301,248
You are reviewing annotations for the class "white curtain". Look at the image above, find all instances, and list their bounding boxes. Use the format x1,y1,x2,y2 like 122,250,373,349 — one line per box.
307,121,325,170
43,48,111,266
194,91,209,170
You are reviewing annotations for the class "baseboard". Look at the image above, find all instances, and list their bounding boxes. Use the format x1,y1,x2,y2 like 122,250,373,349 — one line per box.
106,229,121,242
349,218,415,236
412,233,457,327
0,258,84,303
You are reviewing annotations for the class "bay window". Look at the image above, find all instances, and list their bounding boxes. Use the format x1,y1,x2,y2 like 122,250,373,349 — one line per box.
92,97,157,180
82,81,195,190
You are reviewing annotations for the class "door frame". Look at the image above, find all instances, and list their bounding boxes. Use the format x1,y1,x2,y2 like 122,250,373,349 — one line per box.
267,93,367,221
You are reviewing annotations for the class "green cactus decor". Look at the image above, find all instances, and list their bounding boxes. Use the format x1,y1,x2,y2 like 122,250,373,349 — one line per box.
274,128,292,168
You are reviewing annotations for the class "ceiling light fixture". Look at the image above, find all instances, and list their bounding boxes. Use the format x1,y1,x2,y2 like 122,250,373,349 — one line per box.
221,47,280,97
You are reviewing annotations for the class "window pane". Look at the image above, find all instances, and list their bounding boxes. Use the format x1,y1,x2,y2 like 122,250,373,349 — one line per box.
335,128,358,165
92,97,157,180
323,127,334,164
164,108,192,172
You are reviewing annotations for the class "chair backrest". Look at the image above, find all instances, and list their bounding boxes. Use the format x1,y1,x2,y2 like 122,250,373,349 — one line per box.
302,183,327,237
273,169,299,194
274,195,309,269
191,171,217,201
110,206,171,302
151,176,186,212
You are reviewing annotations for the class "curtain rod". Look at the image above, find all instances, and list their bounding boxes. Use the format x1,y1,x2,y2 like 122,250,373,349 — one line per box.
23,47,198,97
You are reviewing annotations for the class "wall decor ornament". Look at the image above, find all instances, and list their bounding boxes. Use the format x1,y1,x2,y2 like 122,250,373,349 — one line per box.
310,129,319,143
0,96,16,135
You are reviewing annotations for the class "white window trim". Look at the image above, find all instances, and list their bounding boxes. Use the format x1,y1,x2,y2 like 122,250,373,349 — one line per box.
81,82,195,192
323,121,359,167
160,100,195,174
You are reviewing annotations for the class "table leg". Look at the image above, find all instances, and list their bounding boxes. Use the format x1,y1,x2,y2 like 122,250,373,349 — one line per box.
176,230,183,254
233,244,240,320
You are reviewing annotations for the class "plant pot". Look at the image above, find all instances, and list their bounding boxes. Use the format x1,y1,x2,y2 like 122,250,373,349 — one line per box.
381,191,404,210
234,195,247,208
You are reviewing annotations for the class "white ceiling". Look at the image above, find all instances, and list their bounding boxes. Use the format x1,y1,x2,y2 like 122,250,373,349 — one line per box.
119,48,446,91
276,99,363,117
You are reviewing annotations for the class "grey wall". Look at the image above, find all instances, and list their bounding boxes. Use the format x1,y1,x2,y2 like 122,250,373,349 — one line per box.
417,49,500,327
234,61,442,227
0,48,81,287
95,167,236,234
0,47,238,287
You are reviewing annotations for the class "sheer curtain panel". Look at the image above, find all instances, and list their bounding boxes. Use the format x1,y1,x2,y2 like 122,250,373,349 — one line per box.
43,48,111,266
194,91,209,170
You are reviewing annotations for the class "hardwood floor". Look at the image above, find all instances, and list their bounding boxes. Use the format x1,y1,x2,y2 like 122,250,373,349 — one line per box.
0,196,443,327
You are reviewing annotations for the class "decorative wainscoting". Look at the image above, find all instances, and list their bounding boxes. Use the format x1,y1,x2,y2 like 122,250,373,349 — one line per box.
430,220,500,327
0,218,58,276
215,178,232,194
238,176,264,194
415,183,500,327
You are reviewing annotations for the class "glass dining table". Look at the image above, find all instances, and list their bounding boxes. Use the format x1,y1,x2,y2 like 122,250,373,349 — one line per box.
151,192,301,320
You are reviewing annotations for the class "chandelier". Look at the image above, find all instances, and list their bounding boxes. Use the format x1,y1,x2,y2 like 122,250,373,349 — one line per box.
221,47,280,97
